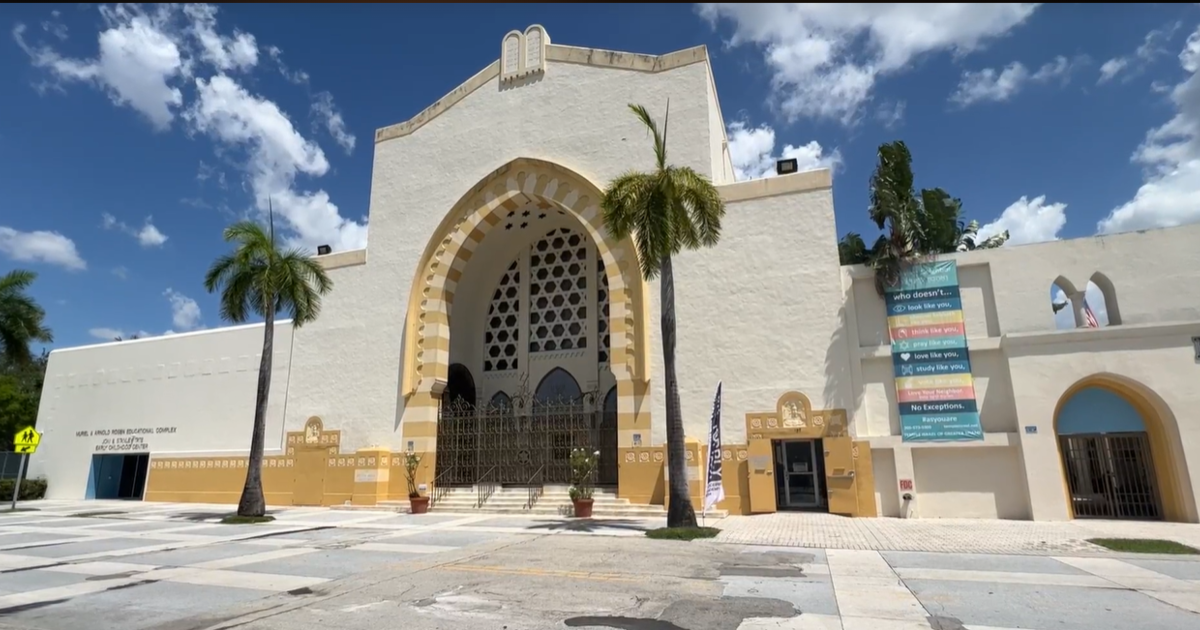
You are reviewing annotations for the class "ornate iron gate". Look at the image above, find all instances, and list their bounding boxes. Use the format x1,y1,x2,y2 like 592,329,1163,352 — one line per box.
436,391,617,486
1060,432,1162,520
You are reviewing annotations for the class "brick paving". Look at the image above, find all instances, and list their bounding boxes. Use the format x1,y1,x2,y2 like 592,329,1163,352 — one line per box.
714,512,1200,555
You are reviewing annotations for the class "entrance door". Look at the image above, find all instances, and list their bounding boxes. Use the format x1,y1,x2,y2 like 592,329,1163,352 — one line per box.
292,448,328,506
1060,432,1162,520
90,453,149,500
774,440,825,510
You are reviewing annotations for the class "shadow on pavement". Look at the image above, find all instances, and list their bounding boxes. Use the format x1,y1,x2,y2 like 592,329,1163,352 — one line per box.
523,518,659,533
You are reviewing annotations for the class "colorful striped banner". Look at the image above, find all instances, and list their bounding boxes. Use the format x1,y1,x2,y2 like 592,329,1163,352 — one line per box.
885,260,984,442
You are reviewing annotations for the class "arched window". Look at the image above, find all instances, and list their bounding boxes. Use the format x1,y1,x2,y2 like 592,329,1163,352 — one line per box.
604,385,617,415
530,228,588,353
597,252,611,365
445,363,476,408
484,258,521,372
534,367,581,405
489,391,512,411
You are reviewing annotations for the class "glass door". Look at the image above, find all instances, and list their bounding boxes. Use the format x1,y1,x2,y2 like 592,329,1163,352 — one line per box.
781,440,822,509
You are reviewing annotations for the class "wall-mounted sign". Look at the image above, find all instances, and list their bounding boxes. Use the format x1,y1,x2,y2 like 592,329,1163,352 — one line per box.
1024,425,1038,435
899,479,913,491
885,260,984,442
75,427,177,453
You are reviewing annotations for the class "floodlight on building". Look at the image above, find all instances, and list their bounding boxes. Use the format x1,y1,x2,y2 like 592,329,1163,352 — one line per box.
317,245,332,256
776,158,798,176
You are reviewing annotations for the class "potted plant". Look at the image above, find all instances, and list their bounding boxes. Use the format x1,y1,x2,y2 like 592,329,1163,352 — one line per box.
568,448,600,518
404,452,429,514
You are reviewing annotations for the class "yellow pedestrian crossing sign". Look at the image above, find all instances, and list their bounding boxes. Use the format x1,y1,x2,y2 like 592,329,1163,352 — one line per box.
13,427,40,454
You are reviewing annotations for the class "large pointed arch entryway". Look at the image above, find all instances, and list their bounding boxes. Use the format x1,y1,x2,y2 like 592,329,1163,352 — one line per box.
1054,374,1194,522
399,158,652,494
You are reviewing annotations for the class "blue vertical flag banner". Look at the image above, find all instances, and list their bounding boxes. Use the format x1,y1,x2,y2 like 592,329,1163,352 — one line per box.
704,382,725,512
884,261,984,442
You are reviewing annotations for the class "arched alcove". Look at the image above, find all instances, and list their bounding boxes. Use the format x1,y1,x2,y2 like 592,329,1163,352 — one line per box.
445,363,476,407
1088,271,1121,326
1054,375,1194,522
534,367,581,405
1049,275,1077,329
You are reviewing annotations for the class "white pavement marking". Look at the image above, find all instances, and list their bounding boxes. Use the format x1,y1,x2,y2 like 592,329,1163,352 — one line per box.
893,567,1119,589
0,554,54,570
44,561,161,576
0,572,157,611
1054,556,1200,614
189,547,318,570
150,566,327,592
737,614,845,629
353,542,458,554
826,550,928,623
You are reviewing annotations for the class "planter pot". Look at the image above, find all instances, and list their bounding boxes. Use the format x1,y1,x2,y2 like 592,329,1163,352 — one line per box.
572,498,594,518
409,496,430,514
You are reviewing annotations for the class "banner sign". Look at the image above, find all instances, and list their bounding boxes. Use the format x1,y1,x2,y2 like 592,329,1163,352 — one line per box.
704,382,725,512
884,260,984,442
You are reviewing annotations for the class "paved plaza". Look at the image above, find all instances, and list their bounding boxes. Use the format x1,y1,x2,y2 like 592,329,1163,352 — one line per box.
0,501,1197,629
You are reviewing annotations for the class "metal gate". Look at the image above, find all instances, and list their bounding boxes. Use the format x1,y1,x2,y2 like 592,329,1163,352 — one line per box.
1059,432,1162,520
435,391,618,487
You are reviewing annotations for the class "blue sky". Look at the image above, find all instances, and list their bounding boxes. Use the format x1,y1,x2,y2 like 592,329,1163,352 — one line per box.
3,3,1198,348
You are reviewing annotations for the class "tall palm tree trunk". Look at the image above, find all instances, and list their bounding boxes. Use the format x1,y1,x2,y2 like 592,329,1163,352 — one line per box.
238,302,275,517
660,255,698,528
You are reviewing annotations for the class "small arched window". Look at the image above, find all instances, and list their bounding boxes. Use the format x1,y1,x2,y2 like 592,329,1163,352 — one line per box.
534,367,582,405
489,391,512,411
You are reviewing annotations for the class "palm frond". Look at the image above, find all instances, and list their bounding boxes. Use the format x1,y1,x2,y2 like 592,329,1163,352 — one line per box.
628,103,668,171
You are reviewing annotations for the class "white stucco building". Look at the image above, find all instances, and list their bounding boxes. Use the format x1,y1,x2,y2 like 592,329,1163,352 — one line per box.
29,26,1200,523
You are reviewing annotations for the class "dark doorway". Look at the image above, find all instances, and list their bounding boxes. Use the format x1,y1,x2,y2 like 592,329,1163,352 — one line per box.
89,453,149,500
772,439,828,511
445,363,477,407
1060,432,1162,520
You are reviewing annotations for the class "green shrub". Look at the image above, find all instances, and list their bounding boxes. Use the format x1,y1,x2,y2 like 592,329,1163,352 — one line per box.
0,477,47,501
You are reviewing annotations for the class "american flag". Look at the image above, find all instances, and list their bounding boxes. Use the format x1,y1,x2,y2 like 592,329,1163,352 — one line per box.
1083,300,1100,328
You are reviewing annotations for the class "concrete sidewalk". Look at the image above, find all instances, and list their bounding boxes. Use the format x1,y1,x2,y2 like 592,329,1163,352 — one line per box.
714,512,1200,555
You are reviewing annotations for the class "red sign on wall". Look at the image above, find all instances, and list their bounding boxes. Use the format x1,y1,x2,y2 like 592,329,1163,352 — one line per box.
899,479,914,491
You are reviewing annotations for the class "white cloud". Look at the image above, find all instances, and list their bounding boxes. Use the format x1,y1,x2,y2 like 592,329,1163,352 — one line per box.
101,212,169,247
13,5,186,131
163,288,203,331
977,195,1068,245
875,100,906,129
89,327,152,341
1098,22,1180,85
0,226,87,271
1100,24,1200,234
312,91,355,154
725,121,841,181
15,4,366,252
112,266,129,280
950,55,1083,107
698,3,1038,125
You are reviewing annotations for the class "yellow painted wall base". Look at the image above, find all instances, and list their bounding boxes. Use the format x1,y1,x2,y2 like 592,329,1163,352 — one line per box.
144,399,878,518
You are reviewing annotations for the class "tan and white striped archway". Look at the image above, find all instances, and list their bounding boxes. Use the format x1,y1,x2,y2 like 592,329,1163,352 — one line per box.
399,157,652,453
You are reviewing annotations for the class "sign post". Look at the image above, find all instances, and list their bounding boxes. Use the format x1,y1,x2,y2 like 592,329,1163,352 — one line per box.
10,427,41,511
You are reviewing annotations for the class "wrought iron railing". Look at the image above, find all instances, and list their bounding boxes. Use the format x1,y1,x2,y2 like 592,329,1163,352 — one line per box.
430,465,455,509
476,465,498,508
525,465,545,510
435,388,618,488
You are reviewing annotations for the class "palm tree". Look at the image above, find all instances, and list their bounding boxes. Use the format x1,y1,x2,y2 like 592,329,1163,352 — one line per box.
203,216,333,517
0,270,53,367
601,102,726,529
837,142,1009,290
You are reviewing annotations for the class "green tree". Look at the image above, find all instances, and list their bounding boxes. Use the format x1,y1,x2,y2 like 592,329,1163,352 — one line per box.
600,103,726,529
0,375,38,450
837,142,1009,291
203,218,334,517
0,270,53,366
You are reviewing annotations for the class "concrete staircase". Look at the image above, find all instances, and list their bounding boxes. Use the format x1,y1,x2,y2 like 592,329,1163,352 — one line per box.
426,486,668,517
